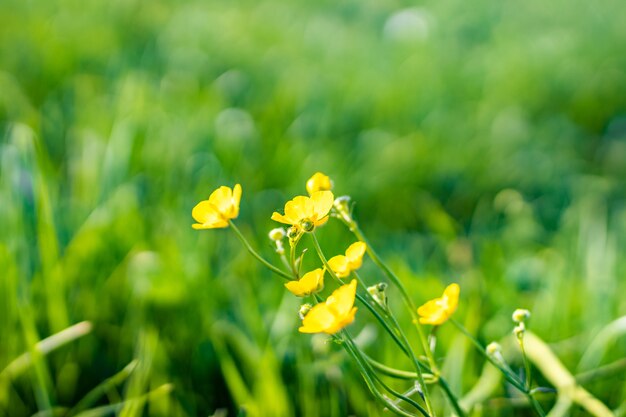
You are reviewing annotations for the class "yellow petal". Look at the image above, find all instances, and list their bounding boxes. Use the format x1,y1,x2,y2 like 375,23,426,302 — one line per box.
314,215,329,227
324,307,357,334
224,183,242,219
346,241,366,269
208,186,233,214
285,268,324,297
192,200,228,228
284,196,313,223
271,212,293,225
285,281,307,297
326,279,357,317
192,219,228,229
233,184,242,210
443,283,460,302
328,255,350,278
306,172,333,195
417,283,460,325
310,191,334,220
299,304,336,333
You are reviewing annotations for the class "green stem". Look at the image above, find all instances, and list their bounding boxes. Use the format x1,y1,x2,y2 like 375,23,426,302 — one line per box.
519,336,533,392
335,337,416,416
311,232,435,417
310,235,409,356
363,354,434,381
449,319,525,392
449,319,545,417
347,222,438,373
229,221,292,280
341,333,429,417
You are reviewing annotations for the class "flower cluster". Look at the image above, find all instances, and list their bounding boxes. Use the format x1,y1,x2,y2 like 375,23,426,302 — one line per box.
191,174,461,338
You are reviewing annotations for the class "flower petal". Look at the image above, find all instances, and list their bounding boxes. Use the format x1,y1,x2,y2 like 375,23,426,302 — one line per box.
310,190,334,220
299,304,335,333
284,196,311,223
208,186,233,214
192,200,222,224
346,241,366,269
271,212,293,225
328,255,350,278
324,307,357,334
326,279,357,317
286,268,324,296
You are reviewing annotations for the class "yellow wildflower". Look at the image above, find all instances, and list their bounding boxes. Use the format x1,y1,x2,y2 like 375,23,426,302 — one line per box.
328,242,367,278
285,268,325,297
417,283,460,325
299,279,358,334
306,172,333,195
271,191,334,232
192,184,242,229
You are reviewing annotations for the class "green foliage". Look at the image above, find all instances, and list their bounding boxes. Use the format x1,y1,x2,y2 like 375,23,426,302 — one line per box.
1,0,625,415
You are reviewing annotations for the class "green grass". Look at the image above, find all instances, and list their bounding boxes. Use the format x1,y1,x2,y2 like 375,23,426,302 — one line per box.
1,0,626,415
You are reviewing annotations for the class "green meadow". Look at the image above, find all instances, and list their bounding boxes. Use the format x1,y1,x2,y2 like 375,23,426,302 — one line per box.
1,0,625,415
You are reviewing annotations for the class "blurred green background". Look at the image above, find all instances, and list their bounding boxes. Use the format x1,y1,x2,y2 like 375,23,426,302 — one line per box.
1,0,626,415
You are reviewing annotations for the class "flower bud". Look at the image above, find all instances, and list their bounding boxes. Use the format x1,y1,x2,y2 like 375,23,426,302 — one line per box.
299,303,313,319
333,196,352,222
513,322,526,339
367,282,388,307
486,342,501,356
268,227,286,241
512,309,531,323
306,172,333,195
287,225,300,240
300,219,315,233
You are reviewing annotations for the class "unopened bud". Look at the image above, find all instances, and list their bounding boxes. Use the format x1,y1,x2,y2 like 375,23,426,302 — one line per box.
486,342,501,356
287,225,300,240
367,282,388,307
269,228,286,241
512,309,531,323
299,303,312,319
333,196,352,223
275,240,285,255
300,219,315,233
513,322,526,339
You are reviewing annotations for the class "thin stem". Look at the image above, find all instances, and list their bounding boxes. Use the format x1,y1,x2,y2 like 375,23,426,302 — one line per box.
342,333,429,417
386,304,459,417
519,336,533,392
311,232,435,416
347,221,438,373
449,319,546,417
334,335,418,417
363,354,434,382
229,221,291,280
449,319,526,392
310,235,410,356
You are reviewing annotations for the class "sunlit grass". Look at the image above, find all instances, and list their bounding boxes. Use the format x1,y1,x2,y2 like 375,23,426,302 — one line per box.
1,0,626,415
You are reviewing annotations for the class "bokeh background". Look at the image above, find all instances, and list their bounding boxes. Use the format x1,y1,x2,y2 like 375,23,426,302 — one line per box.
1,0,626,415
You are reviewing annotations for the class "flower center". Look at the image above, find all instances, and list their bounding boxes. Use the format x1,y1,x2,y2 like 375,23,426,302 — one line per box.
300,218,315,232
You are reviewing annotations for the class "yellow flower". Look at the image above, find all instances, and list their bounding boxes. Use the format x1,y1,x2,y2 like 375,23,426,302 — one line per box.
417,283,460,325
271,191,334,232
299,279,358,334
285,268,325,297
306,172,333,195
328,242,367,278
192,184,242,229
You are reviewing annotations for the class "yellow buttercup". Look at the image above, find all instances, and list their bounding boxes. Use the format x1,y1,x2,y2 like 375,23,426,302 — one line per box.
328,242,367,278
271,191,334,232
299,280,358,334
285,268,325,297
192,184,242,229
417,283,460,325
306,172,333,195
